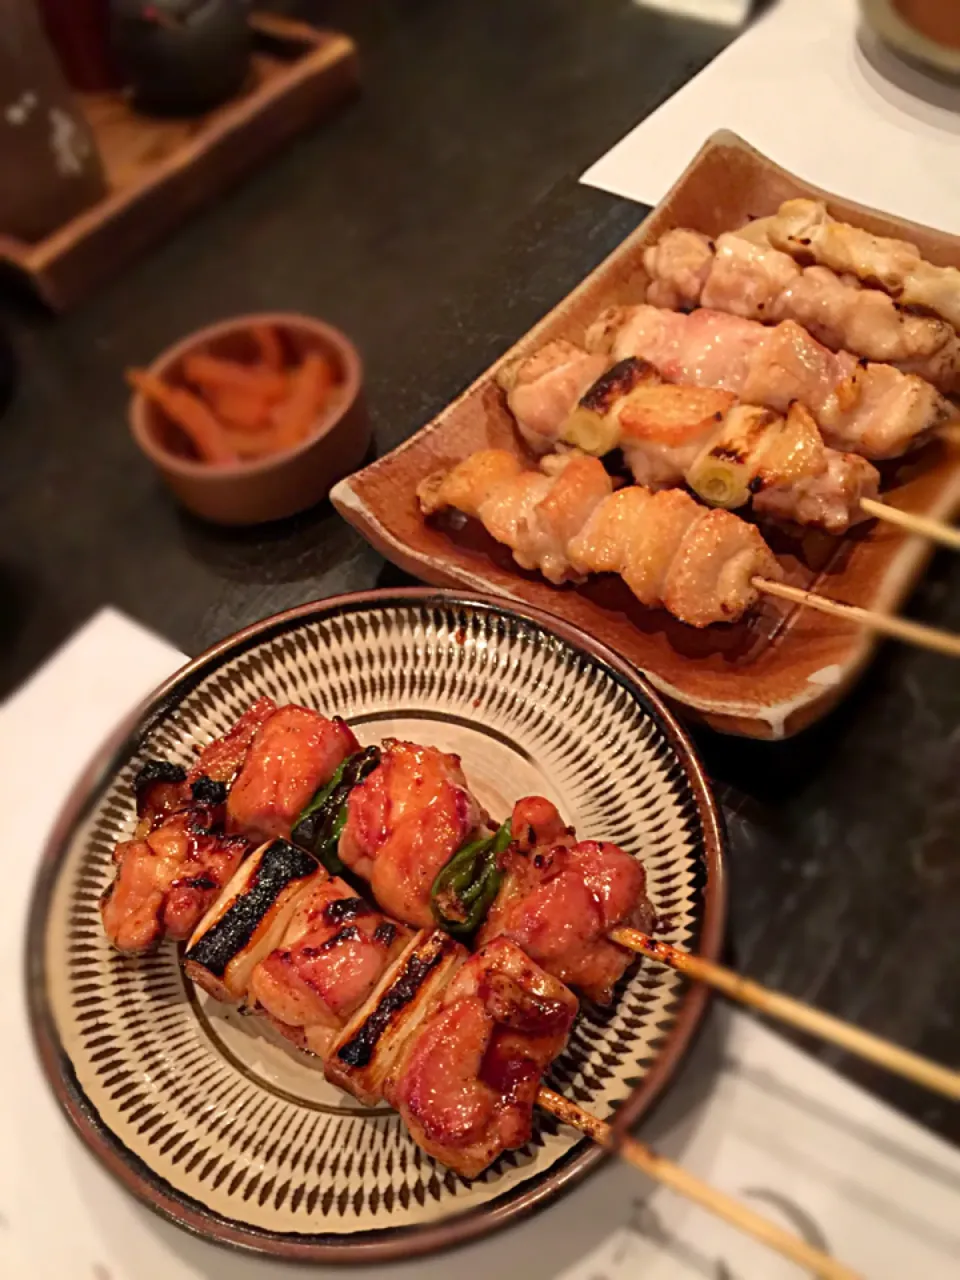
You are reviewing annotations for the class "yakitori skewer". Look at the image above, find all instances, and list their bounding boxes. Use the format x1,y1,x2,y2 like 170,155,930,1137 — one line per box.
611,926,960,1101
537,1087,861,1280
418,449,960,657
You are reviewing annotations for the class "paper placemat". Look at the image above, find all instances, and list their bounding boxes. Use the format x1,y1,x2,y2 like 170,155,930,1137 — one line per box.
3,610,958,1279
582,0,960,233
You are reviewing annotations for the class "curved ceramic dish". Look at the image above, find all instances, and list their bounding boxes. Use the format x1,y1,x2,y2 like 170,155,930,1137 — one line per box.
331,132,960,739
27,589,725,1263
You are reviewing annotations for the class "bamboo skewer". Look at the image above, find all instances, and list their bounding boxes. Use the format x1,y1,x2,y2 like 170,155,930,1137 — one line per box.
536,1086,861,1279
860,497,960,552
753,577,960,658
611,927,960,1101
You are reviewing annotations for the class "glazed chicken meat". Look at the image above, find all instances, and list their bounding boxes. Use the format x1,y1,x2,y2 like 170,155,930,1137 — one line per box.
477,797,655,1004
337,739,487,928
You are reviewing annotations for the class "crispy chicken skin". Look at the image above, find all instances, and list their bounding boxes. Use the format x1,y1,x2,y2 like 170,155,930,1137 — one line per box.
249,875,413,1056
337,739,485,928
101,805,250,954
388,938,578,1178
421,450,782,626
644,227,960,392
767,198,960,333
227,705,359,841
477,798,655,1003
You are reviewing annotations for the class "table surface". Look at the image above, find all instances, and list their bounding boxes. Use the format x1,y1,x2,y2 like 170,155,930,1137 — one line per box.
2,0,958,1147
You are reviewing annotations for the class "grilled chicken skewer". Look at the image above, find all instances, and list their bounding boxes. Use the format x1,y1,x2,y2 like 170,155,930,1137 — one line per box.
766,198,960,333
183,870,858,1278
583,305,953,461
418,449,782,627
560,354,880,534
418,449,960,656
643,225,960,392
500,337,960,548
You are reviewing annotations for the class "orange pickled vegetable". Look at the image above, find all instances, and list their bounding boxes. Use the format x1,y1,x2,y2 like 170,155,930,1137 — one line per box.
252,323,285,372
128,368,237,465
270,353,335,451
210,385,276,432
182,353,288,402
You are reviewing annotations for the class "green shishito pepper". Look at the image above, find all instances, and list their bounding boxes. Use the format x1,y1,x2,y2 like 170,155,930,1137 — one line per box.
291,746,381,874
431,820,512,936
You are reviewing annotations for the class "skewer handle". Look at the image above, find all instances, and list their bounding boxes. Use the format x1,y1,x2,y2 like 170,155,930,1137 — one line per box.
611,927,960,1101
536,1086,861,1280
753,577,960,658
861,497,960,552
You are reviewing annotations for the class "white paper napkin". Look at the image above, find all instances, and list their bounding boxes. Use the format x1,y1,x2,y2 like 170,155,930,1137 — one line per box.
2,609,959,1279
582,0,960,233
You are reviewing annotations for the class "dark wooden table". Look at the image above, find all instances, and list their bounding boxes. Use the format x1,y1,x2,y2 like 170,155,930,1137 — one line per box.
2,0,958,1144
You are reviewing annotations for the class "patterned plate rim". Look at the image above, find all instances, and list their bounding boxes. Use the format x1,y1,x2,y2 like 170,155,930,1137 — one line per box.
25,588,727,1263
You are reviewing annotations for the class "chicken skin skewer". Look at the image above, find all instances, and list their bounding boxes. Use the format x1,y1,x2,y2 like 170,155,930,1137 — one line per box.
643,225,960,393
584,303,952,461
766,198,960,334
418,448,783,627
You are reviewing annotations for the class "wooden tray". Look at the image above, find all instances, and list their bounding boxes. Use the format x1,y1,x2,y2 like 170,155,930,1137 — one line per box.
0,14,357,311
331,131,960,740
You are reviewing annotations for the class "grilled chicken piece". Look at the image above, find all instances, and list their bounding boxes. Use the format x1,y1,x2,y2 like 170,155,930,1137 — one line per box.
184,839,320,1003
248,878,413,1056
188,696,278,787
338,740,485,928
767,198,960,332
753,450,879,535
420,450,614,585
644,227,715,310
478,798,655,1004
326,929,467,1106
495,340,609,453
388,938,578,1178
644,227,960,391
101,803,250,954
585,304,952,459
421,450,782,626
227,705,359,841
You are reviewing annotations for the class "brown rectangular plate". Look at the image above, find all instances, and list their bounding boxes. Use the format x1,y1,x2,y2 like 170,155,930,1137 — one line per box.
0,14,358,311
331,130,960,739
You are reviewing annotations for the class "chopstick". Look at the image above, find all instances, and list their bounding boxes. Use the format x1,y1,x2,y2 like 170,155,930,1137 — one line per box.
859,497,960,552
610,927,960,1101
753,577,960,658
536,1087,861,1279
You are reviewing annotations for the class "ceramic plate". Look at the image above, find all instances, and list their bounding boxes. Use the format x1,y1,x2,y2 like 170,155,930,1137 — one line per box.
331,131,960,739
27,590,724,1263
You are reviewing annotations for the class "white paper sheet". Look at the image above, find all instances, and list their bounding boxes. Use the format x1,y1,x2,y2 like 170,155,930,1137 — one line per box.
582,0,960,233
2,610,958,1280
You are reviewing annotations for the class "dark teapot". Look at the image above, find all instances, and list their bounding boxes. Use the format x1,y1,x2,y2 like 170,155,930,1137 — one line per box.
111,0,251,116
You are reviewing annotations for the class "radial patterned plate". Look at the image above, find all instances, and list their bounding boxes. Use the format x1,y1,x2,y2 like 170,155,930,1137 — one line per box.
27,590,726,1262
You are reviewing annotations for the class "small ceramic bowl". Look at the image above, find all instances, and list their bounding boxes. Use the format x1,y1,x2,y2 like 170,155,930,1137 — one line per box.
861,0,960,81
130,313,369,526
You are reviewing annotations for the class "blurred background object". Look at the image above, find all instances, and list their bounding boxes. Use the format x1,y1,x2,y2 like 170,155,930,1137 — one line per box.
0,0,107,241
0,324,16,418
861,0,960,80
39,0,121,91
110,0,252,116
